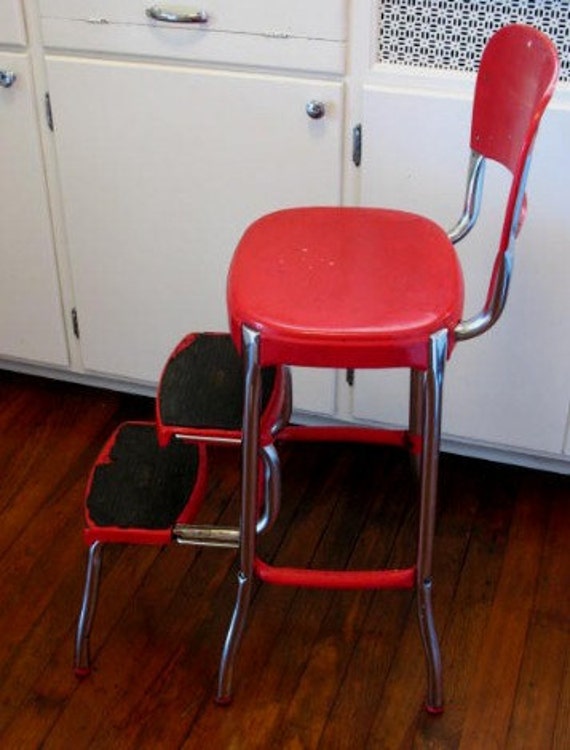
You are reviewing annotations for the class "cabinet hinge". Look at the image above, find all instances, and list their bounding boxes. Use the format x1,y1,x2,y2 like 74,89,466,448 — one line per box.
352,124,362,167
45,92,54,131
71,308,80,339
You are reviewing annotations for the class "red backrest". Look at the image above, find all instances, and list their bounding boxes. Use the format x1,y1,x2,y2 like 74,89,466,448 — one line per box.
472,25,559,171
471,25,559,247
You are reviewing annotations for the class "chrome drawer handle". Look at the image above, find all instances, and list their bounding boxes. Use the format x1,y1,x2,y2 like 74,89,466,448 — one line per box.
146,5,208,24
0,70,17,88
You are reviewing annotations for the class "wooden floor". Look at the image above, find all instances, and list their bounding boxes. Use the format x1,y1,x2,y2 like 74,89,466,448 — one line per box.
0,372,569,749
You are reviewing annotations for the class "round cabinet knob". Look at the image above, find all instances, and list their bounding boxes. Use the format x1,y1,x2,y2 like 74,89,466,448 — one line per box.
0,70,17,88
306,100,326,120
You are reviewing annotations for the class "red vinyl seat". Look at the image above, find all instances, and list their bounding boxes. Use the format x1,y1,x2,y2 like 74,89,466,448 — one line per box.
229,207,464,370
219,25,559,712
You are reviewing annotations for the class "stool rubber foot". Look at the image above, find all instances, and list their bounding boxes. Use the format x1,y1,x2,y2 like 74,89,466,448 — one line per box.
425,703,444,716
214,695,233,707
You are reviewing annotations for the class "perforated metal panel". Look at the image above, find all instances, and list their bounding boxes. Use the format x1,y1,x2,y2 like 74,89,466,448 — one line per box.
377,1,569,81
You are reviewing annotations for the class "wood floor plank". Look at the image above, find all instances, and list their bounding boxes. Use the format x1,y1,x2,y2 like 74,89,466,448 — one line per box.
361,455,492,750
0,374,568,749
553,648,570,750
408,459,518,750
0,483,91,724
272,448,415,750
180,444,363,749
0,376,151,745
506,477,570,750
0,388,119,557
83,454,242,749
457,480,549,750
113,446,314,750
34,459,238,749
275,451,417,747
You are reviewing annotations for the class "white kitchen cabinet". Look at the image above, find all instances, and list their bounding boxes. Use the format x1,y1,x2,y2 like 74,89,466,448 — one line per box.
39,0,345,414
0,0,565,467
39,0,347,74
45,57,343,394
353,81,570,459
0,44,69,368
0,0,27,46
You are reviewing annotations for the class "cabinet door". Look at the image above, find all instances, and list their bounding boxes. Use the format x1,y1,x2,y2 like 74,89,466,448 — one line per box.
0,1,26,46
354,83,570,457
46,57,342,409
0,51,68,367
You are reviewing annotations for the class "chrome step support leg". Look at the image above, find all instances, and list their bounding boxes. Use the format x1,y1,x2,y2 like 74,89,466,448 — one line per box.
256,364,288,534
256,442,281,535
260,364,292,532
216,325,262,703
271,365,293,435
280,365,294,428
409,368,424,479
416,330,447,713
74,540,104,676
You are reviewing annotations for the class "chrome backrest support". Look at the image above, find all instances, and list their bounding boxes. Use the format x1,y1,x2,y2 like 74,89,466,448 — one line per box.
454,146,534,342
449,26,559,342
447,150,486,246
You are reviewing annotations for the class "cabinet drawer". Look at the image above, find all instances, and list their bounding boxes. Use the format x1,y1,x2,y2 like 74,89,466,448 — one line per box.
0,0,27,46
39,1,347,74
39,1,346,40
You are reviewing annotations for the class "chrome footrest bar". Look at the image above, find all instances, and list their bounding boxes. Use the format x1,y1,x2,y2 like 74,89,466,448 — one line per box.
173,524,240,548
176,433,241,446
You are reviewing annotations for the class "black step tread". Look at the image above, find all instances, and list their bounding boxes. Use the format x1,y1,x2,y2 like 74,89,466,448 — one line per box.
158,332,277,431
86,422,205,530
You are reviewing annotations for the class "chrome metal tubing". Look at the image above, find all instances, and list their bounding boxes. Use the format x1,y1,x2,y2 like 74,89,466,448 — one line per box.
146,6,208,23
454,248,513,341
416,330,447,712
447,151,485,245
74,541,104,674
455,149,533,342
272,365,293,436
176,433,241,446
418,577,443,713
256,442,281,535
173,525,240,548
216,325,262,702
216,572,253,703
408,368,424,479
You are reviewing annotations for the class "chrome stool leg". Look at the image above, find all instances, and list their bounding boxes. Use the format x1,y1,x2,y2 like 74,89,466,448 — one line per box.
74,540,104,677
216,326,262,703
216,570,254,704
416,330,447,713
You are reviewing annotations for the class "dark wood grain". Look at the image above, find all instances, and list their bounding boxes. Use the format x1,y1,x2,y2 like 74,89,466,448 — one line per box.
0,372,568,749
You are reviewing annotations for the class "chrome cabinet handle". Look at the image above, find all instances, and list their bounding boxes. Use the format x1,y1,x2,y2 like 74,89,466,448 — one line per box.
306,100,326,120
0,70,17,88
146,5,208,23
